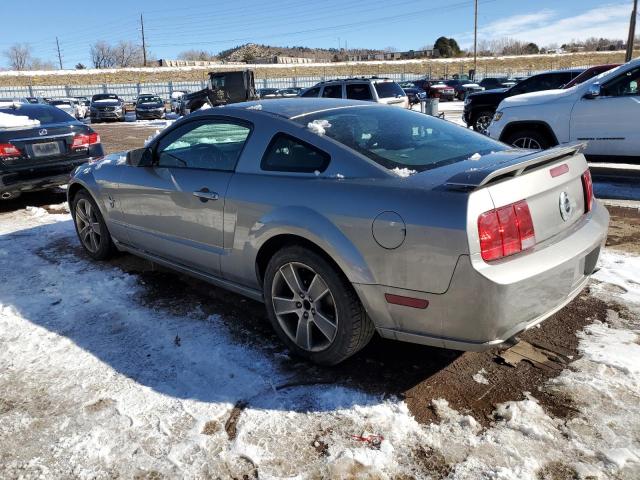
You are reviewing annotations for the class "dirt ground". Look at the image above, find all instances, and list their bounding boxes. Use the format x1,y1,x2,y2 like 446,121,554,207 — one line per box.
3,120,639,430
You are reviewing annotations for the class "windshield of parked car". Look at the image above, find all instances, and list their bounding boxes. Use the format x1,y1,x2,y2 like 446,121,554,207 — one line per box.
50,100,72,106
373,81,405,98
298,107,507,172
92,94,118,102
137,96,162,104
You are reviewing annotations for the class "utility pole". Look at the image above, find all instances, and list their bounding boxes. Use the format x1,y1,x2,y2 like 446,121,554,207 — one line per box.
140,13,147,67
55,37,63,69
625,0,638,62
473,0,478,75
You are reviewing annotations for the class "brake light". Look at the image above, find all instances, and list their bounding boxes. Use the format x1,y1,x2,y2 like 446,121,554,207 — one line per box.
582,170,593,212
0,143,21,158
478,200,536,262
72,132,100,149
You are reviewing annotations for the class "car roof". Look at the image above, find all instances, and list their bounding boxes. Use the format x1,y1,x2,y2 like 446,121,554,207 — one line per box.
209,98,377,120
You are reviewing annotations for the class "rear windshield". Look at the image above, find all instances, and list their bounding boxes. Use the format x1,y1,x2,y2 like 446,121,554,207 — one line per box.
297,107,507,172
373,81,405,98
0,105,75,124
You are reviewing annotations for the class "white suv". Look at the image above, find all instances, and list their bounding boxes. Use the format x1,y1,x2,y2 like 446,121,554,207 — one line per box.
300,77,409,108
487,58,640,162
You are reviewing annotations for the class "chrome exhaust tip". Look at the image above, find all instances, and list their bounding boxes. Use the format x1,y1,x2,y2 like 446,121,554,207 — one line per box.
1,192,12,200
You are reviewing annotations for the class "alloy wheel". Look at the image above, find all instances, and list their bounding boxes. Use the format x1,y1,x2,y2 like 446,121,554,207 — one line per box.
75,198,102,253
271,262,338,352
512,137,542,150
474,114,493,134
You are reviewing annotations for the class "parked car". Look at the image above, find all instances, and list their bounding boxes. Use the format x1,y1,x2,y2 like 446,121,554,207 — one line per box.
301,77,409,108
276,88,302,97
478,77,516,90
398,82,427,105
23,97,48,104
178,70,258,115
464,68,585,133
488,59,639,162
73,97,91,117
257,88,279,98
0,103,103,200
562,64,620,89
68,98,608,365
170,90,189,112
444,79,484,99
50,98,86,120
135,94,166,120
90,93,125,122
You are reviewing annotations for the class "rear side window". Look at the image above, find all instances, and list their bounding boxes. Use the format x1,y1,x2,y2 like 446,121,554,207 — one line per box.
261,133,330,173
346,84,373,101
321,85,342,98
373,81,405,98
301,87,320,97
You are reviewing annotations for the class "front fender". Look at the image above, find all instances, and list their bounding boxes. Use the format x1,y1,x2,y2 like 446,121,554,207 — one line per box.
251,206,376,285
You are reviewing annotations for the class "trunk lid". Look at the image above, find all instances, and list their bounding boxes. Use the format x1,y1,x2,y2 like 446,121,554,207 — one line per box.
448,144,589,245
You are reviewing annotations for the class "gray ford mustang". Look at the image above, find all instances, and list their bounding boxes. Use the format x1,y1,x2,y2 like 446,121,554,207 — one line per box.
68,98,609,365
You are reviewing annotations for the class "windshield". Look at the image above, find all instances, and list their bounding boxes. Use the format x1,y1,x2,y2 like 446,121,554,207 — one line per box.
138,96,162,104
373,81,405,98
50,100,71,106
92,94,118,101
297,107,507,172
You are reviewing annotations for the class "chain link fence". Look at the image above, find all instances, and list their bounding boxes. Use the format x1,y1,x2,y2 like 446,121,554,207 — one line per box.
0,66,592,102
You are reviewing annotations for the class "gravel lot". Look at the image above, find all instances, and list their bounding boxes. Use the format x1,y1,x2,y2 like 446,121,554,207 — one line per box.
0,120,639,478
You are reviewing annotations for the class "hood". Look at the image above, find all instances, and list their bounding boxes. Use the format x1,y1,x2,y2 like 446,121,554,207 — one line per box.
467,88,509,102
500,88,574,108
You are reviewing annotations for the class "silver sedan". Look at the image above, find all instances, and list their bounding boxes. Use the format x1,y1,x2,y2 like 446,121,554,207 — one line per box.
68,98,609,365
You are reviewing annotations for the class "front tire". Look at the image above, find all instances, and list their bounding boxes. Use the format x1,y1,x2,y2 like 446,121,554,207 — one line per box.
472,110,494,134
264,246,375,366
72,191,115,260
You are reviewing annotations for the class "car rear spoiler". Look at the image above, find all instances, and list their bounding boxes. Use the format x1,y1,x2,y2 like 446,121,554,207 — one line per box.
445,143,586,189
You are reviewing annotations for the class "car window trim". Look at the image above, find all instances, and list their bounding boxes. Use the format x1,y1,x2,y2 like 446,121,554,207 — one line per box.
152,116,254,173
260,132,331,173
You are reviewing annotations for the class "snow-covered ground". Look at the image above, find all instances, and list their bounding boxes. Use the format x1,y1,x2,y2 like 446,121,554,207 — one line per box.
0,205,638,478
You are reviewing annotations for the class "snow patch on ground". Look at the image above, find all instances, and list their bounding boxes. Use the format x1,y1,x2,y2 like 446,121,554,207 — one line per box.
0,209,638,478
472,368,489,385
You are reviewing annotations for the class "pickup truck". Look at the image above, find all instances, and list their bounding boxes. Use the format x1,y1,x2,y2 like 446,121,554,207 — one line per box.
487,58,640,163
178,70,258,115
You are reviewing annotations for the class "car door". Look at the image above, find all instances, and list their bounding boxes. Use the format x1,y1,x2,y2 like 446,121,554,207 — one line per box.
117,118,251,275
570,66,640,159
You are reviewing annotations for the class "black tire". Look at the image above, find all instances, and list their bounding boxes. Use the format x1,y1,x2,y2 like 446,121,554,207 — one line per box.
472,110,495,133
504,129,550,150
71,190,115,260
264,246,375,366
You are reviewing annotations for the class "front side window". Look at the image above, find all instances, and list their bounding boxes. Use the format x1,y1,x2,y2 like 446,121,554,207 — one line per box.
296,107,507,173
602,67,640,97
261,134,330,173
346,83,373,101
156,120,250,171
321,85,342,98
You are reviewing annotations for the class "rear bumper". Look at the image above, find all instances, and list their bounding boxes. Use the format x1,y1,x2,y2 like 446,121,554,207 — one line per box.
354,201,609,351
91,111,124,121
0,158,96,195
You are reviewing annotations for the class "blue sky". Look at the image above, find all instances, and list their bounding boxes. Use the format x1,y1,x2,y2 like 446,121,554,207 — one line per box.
0,0,636,68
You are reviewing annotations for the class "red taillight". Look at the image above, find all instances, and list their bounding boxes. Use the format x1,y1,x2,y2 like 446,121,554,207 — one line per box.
0,143,21,158
478,200,536,262
582,170,593,212
72,132,100,149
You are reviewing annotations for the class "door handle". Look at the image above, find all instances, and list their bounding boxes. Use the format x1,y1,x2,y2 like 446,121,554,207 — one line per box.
193,188,219,202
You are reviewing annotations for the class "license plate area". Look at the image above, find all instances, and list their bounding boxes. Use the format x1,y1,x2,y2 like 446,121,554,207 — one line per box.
31,141,61,158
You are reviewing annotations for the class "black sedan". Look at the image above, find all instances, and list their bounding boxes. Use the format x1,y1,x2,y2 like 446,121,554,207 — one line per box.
135,95,166,120
0,103,103,200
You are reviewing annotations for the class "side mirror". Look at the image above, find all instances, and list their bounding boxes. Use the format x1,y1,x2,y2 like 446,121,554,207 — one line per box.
127,147,153,167
584,83,601,99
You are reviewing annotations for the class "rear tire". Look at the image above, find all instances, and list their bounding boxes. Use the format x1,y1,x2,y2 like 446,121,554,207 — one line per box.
72,191,115,260
504,129,550,150
264,246,375,366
